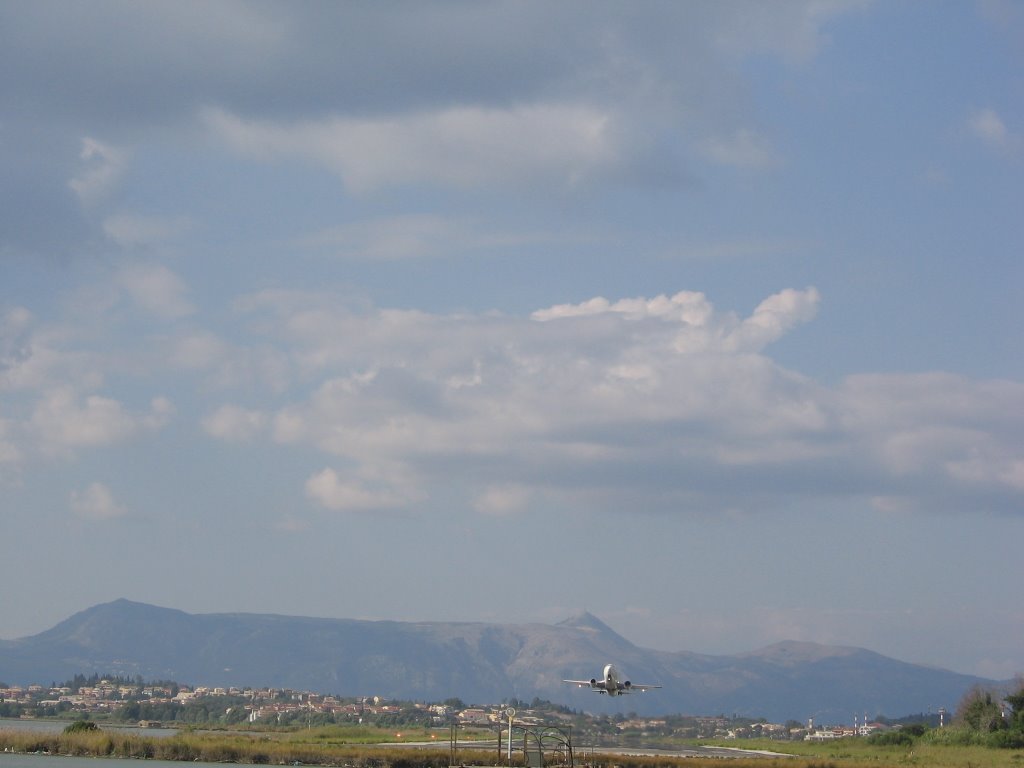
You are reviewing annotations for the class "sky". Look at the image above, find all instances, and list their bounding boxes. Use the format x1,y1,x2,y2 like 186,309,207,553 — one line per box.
1,1,1022,685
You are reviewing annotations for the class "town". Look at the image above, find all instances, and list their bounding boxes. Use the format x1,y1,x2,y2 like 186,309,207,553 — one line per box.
0,675,927,743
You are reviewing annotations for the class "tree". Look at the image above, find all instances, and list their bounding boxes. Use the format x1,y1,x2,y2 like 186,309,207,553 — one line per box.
955,685,1006,733
64,720,100,733
1004,677,1024,731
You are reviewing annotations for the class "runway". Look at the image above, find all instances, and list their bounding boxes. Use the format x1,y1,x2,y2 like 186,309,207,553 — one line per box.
583,745,794,759
426,737,794,760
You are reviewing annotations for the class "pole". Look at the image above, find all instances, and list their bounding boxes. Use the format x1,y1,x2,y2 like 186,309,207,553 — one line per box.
507,708,516,765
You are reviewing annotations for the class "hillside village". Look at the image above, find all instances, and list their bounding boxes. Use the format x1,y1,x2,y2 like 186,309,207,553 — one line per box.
0,677,917,743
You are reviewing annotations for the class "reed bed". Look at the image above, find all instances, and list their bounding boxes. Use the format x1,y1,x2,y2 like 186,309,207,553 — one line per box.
2,728,1022,768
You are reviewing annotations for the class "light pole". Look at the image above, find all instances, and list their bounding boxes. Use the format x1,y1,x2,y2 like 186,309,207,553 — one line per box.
506,708,516,765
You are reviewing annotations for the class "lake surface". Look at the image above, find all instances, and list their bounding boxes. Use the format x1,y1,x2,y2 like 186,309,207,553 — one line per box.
1,755,214,768
0,720,178,739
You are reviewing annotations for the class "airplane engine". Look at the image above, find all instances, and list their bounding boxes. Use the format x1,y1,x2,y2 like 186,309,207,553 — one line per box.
590,678,598,687
623,681,631,690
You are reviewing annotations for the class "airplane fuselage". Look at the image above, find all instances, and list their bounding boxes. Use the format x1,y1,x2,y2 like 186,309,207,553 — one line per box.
563,663,660,696
601,663,629,695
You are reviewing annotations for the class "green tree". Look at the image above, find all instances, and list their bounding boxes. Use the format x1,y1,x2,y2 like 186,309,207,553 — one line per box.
64,720,100,733
1004,677,1024,731
955,686,1006,733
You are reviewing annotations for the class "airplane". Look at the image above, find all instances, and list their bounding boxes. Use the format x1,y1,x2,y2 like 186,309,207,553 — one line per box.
563,663,662,696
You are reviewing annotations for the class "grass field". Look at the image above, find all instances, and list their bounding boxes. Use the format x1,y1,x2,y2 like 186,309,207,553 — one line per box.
701,736,1024,768
2,726,1023,768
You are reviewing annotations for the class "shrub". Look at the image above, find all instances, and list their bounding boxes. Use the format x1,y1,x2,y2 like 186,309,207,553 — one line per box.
867,730,914,746
988,730,1024,749
63,721,99,734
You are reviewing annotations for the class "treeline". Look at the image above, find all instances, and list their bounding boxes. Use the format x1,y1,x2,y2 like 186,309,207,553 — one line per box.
867,681,1024,749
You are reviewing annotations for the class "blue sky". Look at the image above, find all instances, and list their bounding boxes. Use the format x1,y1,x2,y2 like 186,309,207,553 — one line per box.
2,1,1023,686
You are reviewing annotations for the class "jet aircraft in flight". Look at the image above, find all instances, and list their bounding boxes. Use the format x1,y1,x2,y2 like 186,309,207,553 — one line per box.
563,663,662,696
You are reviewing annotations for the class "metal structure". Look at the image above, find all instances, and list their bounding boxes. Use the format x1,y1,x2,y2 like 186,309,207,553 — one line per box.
449,714,574,768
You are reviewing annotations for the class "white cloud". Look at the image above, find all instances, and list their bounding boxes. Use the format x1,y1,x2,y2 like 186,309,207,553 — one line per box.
170,332,229,370
532,290,716,324
948,457,1024,492
838,373,1024,504
238,287,1023,517
116,262,195,319
724,287,821,351
970,108,1008,145
145,396,174,430
70,482,128,521
30,389,172,453
969,108,1021,155
32,389,136,449
203,404,267,442
204,103,624,193
68,138,129,205
304,467,419,512
163,330,290,392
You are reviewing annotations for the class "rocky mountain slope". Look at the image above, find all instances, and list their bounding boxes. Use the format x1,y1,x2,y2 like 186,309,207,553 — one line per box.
0,600,993,722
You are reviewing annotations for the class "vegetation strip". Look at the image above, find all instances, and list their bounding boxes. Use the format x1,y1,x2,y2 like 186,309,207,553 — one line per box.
3,723,1024,768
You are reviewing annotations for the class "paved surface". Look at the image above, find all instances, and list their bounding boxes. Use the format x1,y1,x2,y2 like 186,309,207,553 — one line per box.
577,745,793,760
436,738,794,761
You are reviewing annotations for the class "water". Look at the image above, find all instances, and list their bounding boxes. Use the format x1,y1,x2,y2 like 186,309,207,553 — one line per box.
0,720,178,739
1,756,210,768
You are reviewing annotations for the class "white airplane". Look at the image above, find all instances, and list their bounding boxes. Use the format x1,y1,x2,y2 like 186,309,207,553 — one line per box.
563,663,662,696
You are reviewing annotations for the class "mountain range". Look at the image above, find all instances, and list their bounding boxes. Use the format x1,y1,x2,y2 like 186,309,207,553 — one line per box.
0,599,995,722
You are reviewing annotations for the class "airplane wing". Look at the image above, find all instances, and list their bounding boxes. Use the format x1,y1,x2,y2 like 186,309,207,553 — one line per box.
562,679,608,693
624,683,662,693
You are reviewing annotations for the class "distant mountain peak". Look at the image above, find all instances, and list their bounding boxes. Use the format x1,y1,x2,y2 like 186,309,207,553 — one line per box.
79,599,188,620
1,601,995,722
557,611,617,635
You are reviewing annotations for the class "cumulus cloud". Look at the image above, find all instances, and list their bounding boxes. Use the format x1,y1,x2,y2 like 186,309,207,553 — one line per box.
304,467,420,512
724,287,821,351
30,389,172,454
233,286,1024,517
969,108,1021,156
70,482,128,521
170,332,229,370
532,290,716,324
116,262,194,319
203,404,267,442
68,138,129,205
204,103,625,193
970,108,1007,145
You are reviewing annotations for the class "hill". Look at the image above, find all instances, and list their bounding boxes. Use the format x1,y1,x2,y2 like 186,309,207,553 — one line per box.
0,599,994,722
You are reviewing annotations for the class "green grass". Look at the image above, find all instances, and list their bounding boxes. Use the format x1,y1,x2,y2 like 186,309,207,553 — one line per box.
698,736,1024,768
2,727,1022,767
